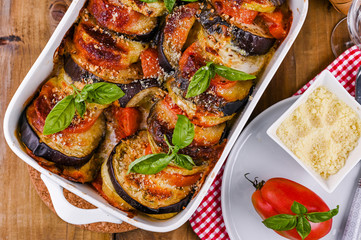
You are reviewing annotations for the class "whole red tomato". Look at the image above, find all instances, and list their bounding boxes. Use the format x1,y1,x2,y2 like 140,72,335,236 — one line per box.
247,176,337,240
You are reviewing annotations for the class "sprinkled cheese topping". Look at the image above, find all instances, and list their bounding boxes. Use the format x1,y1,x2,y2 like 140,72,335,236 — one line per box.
277,87,361,179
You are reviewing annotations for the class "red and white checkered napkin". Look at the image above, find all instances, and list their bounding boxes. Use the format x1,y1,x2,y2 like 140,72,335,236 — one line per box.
189,45,361,240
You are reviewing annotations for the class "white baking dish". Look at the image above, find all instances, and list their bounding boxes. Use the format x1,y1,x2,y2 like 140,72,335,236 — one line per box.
3,0,308,232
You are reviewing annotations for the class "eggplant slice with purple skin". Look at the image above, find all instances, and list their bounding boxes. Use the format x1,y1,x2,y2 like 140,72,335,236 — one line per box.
198,6,275,56
19,74,107,182
20,105,106,183
106,130,201,215
20,111,95,167
117,78,161,107
231,26,276,56
157,3,201,73
64,56,103,83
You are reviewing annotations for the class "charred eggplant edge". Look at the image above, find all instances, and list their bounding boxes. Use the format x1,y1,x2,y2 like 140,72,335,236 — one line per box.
107,138,194,214
20,110,97,167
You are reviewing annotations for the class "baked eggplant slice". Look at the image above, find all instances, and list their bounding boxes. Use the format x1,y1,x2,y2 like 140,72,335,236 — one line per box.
171,41,254,125
147,98,226,161
117,78,160,107
106,130,206,216
166,78,233,127
197,27,274,75
198,7,275,56
108,0,166,17
87,0,158,41
91,105,142,212
20,76,106,182
64,55,103,83
20,112,96,167
231,26,276,56
158,3,200,72
167,75,253,125
67,10,147,83
125,87,166,129
207,0,290,40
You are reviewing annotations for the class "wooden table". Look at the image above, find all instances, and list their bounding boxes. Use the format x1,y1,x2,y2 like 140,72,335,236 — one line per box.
0,0,345,239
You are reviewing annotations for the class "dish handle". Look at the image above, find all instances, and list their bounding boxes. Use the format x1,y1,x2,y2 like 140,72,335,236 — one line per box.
41,174,123,225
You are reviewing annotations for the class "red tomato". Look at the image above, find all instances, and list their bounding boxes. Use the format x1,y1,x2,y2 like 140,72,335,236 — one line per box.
112,106,141,140
261,11,287,39
144,144,153,155
178,41,205,80
211,0,259,24
140,47,162,78
210,75,237,89
163,95,185,116
250,177,332,240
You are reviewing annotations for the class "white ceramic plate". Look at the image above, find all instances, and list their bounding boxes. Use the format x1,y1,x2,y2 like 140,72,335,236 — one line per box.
222,96,359,240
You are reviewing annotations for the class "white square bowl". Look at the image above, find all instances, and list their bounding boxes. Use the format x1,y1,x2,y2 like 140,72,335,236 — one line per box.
267,70,361,193
3,0,308,232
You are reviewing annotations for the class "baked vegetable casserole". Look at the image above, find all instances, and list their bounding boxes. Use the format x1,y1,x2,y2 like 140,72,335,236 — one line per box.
19,0,292,219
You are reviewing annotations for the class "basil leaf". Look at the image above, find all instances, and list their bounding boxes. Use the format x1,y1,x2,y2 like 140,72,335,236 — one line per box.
173,154,195,170
214,64,256,81
172,115,195,149
186,64,213,98
306,205,339,223
128,153,174,175
262,214,297,231
164,0,176,12
82,82,124,105
296,216,311,240
139,0,157,2
43,95,75,135
74,95,86,118
181,0,198,2
291,201,308,215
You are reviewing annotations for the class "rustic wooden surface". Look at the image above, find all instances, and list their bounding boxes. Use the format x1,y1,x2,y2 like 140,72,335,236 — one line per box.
0,0,345,239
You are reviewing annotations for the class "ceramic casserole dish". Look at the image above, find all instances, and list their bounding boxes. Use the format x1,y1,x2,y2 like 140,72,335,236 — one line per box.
3,0,308,232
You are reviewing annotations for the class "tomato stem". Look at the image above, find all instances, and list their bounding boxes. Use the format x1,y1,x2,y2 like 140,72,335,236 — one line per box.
244,173,265,190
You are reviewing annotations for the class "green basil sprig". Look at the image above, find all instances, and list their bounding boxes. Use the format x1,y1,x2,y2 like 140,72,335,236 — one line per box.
128,115,195,174
43,82,124,135
139,0,198,12
262,201,339,240
185,61,256,98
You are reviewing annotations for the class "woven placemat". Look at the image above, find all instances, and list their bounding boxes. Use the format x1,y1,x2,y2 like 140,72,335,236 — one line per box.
28,166,137,233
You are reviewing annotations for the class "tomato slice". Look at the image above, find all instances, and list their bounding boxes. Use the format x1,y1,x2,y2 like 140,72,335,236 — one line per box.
140,47,162,78
179,41,205,80
211,0,259,24
261,11,287,39
112,106,141,140
158,171,201,187
144,144,153,155
163,95,185,116
210,75,237,89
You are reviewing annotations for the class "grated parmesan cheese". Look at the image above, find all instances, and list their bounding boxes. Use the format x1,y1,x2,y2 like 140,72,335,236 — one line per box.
277,87,361,179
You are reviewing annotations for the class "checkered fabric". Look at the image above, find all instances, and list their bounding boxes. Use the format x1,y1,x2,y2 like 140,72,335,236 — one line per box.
189,45,361,240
